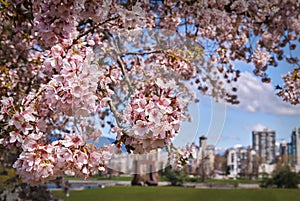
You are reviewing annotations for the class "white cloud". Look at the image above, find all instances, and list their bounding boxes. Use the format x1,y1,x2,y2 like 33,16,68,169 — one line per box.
252,123,268,131
230,72,300,115
245,123,269,132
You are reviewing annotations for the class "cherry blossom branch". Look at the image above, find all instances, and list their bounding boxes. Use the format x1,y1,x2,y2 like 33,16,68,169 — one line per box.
107,99,123,128
69,15,120,49
23,87,46,107
103,30,134,93
116,55,134,93
101,89,123,127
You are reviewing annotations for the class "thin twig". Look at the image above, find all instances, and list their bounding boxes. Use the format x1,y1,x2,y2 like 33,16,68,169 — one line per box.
69,15,120,49
116,55,134,93
24,87,46,107
100,88,123,127
107,99,123,128
103,30,135,94
120,49,165,56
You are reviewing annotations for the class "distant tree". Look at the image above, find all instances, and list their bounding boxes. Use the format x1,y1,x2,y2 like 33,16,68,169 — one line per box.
198,158,209,182
260,166,299,188
272,166,299,188
214,154,227,173
249,154,261,179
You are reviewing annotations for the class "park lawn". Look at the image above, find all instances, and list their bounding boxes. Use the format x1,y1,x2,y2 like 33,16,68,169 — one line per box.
52,186,300,201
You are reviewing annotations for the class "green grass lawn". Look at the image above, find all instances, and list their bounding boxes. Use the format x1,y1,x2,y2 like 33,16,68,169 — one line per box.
52,186,300,201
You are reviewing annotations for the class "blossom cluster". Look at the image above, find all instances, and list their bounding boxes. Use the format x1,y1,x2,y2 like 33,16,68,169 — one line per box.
97,65,122,108
252,46,271,69
32,0,79,48
169,147,192,170
277,68,300,105
43,42,101,115
161,52,196,80
13,134,114,185
123,78,186,153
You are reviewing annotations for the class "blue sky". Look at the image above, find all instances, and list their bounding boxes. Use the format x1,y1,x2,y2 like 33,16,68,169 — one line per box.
173,59,300,150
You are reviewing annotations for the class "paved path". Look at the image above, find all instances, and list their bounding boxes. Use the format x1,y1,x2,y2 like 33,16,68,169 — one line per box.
68,180,169,186
49,180,170,191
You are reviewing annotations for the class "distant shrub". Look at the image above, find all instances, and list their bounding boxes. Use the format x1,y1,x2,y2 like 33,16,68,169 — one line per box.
164,167,187,186
272,167,299,188
185,177,200,183
260,166,299,189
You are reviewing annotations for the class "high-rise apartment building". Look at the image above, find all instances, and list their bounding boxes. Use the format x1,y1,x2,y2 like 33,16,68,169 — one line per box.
252,129,276,164
227,145,248,179
287,128,300,172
